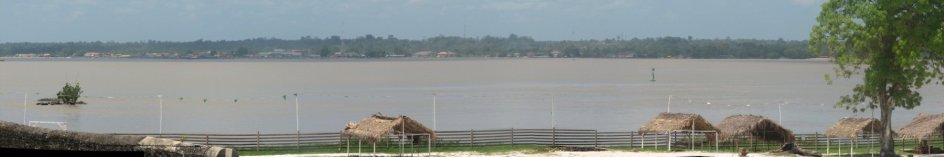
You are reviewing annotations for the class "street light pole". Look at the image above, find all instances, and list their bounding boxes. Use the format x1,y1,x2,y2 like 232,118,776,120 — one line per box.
295,93,299,132
23,93,28,124
158,94,163,135
551,94,555,128
666,95,673,112
432,93,437,131
778,103,783,125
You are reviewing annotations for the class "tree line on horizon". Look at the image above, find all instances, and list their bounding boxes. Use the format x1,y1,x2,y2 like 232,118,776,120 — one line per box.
0,34,818,59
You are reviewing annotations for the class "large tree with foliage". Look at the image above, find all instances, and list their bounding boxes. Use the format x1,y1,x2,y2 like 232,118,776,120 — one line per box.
810,0,944,156
56,83,83,104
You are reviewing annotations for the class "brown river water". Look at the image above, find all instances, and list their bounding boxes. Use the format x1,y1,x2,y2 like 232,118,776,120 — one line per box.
0,58,941,134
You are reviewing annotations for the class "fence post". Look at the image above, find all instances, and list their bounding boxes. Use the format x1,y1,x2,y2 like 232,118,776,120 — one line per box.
668,132,673,151
470,129,476,150
594,130,598,148
256,131,260,151
511,128,515,146
715,132,718,152
346,132,351,155
552,127,557,146
629,133,634,148
339,130,343,153
205,135,210,146
639,133,646,149
750,135,754,152
813,133,818,152
427,135,431,157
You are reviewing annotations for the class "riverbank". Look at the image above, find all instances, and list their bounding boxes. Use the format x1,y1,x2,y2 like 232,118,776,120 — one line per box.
246,151,783,157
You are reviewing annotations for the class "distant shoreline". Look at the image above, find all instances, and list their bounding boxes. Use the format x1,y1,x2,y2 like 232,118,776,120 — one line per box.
0,56,832,63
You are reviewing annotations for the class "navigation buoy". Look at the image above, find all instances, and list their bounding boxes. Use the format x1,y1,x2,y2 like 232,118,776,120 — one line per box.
650,68,656,82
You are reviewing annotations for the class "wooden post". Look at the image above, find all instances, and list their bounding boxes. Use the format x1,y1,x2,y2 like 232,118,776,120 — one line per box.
750,135,754,152
470,129,475,150
427,135,431,157
594,130,599,148
814,132,818,152
346,133,350,155
668,132,672,151
691,121,695,151
206,135,210,146
838,137,842,156
511,128,515,146
256,131,260,151
629,133,634,148
641,134,645,149
826,136,830,156
552,127,557,146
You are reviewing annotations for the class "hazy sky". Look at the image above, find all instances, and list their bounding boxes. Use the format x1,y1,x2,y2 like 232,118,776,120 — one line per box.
0,0,826,42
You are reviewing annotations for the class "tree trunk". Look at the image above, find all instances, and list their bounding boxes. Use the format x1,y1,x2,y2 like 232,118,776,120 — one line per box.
879,97,896,156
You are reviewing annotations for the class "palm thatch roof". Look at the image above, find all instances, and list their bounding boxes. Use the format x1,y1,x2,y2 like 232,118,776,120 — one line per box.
897,113,944,138
716,114,795,143
639,112,718,133
343,113,436,143
824,117,883,138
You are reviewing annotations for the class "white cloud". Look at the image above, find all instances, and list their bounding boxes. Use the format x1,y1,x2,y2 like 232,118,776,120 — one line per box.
791,0,825,6
480,0,550,11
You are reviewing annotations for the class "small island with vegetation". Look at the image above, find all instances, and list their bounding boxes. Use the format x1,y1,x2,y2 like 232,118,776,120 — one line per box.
36,83,85,105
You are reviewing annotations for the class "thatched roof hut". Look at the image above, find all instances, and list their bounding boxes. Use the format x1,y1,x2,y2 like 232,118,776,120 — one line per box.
343,113,436,143
639,112,718,133
897,113,944,138
716,115,795,143
824,117,883,138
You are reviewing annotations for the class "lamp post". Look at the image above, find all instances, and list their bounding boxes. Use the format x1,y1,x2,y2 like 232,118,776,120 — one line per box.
666,95,673,112
432,93,437,131
158,94,163,135
778,102,786,125
23,93,28,124
294,93,299,132
551,94,555,128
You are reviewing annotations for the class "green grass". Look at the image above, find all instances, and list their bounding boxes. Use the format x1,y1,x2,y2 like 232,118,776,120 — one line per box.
238,144,550,156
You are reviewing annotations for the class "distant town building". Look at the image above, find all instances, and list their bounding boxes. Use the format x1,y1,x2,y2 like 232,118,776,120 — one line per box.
290,49,305,56
413,51,433,57
84,52,101,57
550,51,562,58
258,49,304,58
436,51,455,58
15,53,50,57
